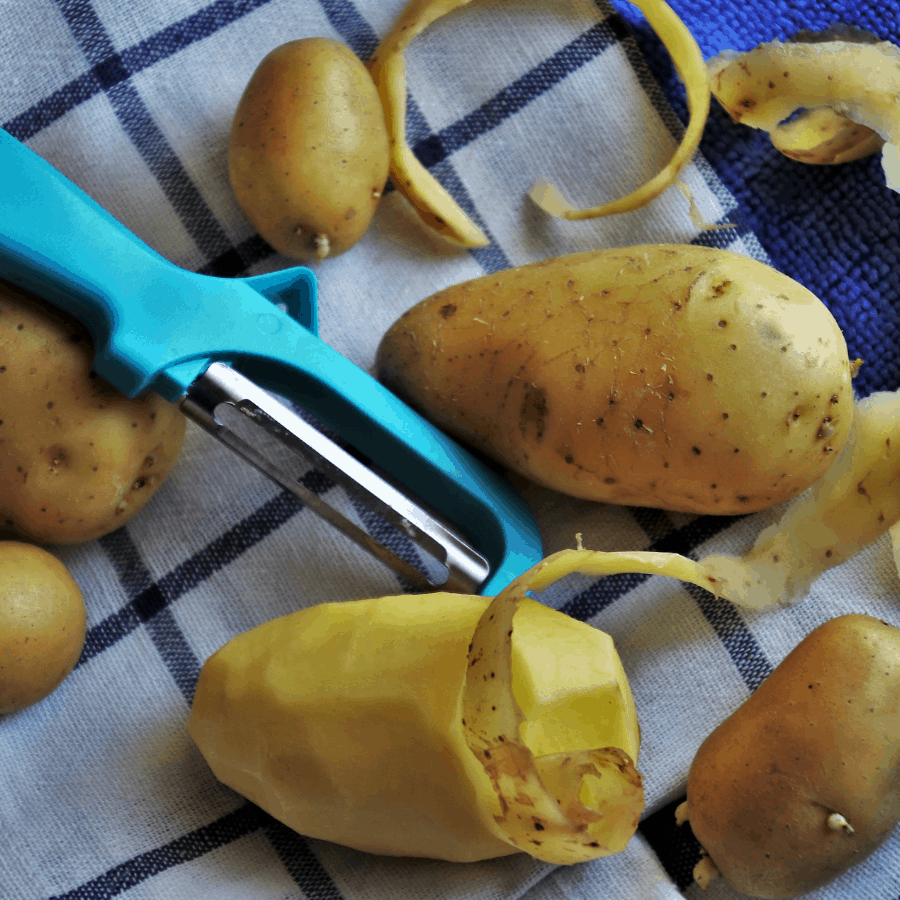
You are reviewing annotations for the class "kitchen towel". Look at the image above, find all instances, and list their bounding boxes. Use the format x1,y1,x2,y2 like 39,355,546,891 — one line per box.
1,1,899,898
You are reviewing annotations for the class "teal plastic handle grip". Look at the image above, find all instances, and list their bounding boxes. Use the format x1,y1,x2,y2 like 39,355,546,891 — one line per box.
0,127,542,594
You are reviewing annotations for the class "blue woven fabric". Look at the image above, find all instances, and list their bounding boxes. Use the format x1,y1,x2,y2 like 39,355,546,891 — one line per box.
1,1,898,899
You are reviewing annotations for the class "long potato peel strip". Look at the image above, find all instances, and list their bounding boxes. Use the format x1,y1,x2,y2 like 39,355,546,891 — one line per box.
530,0,710,220
708,38,900,192
368,0,711,243
463,548,720,864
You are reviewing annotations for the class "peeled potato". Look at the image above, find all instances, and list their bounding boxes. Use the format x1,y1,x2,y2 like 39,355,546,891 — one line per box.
188,552,648,863
0,541,86,714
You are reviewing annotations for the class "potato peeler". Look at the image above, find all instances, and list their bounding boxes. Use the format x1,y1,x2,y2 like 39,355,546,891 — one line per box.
0,127,542,596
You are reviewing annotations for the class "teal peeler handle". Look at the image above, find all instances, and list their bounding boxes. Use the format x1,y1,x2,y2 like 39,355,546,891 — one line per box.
0,127,542,595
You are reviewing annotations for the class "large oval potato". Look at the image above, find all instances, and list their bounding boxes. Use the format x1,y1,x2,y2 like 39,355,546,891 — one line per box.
189,591,640,863
0,280,185,543
0,541,86,714
377,245,854,515
229,38,390,261
681,615,900,898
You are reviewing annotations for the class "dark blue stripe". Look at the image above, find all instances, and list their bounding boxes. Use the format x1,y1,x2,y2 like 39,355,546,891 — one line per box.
691,223,756,249
76,485,319,668
685,581,772,691
95,528,202,702
351,500,422,593
638,797,702,890
192,233,274,278
420,16,628,164
319,0,380,59
4,0,275,142
559,509,771,691
46,802,343,900
47,804,263,900
49,0,245,267
643,513,773,692
261,817,347,900
112,79,237,262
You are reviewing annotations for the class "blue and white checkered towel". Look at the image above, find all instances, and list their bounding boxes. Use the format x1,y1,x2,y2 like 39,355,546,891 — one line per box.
2,1,900,898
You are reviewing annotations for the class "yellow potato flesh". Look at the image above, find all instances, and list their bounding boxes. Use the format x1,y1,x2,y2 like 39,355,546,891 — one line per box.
0,541,86,714
188,591,639,862
376,244,853,515
229,38,390,261
770,107,884,165
0,280,185,543
685,615,900,899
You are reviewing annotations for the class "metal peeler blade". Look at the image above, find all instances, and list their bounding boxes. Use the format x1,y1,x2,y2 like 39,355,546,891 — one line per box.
181,362,490,593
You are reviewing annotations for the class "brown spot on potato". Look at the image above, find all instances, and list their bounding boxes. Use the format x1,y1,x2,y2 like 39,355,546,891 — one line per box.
520,384,549,441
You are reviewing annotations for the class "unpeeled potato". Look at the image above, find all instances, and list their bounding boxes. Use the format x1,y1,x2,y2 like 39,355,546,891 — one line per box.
680,615,900,898
377,245,854,515
229,38,390,261
0,541,86,714
0,280,185,543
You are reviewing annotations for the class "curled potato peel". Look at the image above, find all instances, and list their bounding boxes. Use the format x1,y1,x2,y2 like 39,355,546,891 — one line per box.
708,36,900,192
368,0,710,242
464,547,721,863
770,106,884,166
368,0,491,247
529,0,710,220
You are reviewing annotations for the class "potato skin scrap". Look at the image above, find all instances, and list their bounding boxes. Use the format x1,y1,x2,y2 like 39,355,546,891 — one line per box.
707,37,900,191
685,615,900,899
376,245,853,515
0,281,185,543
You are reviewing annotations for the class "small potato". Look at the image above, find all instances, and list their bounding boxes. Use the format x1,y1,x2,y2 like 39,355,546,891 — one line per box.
0,542,86,714
681,615,900,898
0,280,185,543
377,245,853,515
229,38,390,261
